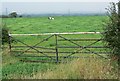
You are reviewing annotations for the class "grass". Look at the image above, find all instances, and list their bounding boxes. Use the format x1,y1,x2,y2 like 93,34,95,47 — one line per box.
34,58,118,79
3,15,106,53
2,16,107,34
3,51,118,79
2,47,57,79
10,33,108,59
2,16,118,79
2,47,118,79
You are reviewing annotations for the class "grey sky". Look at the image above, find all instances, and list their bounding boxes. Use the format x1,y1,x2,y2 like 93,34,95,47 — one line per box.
2,2,110,15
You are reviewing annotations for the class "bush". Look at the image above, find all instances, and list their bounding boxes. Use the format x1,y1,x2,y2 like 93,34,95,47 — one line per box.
9,12,17,18
2,24,10,45
102,2,120,65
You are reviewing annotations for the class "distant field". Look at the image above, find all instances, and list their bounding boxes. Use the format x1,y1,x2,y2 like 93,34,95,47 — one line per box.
2,16,107,55
2,16,109,61
2,16,108,34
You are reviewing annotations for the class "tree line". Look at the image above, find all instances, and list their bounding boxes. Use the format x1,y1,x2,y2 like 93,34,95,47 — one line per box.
0,12,22,18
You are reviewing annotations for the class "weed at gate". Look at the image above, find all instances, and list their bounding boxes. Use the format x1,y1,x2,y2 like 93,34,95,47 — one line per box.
17,57,118,79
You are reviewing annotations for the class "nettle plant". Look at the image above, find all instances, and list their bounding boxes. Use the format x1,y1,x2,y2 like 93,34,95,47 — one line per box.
103,2,120,65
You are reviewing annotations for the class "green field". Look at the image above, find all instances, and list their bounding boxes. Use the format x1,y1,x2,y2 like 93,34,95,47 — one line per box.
3,16,107,34
2,16,118,79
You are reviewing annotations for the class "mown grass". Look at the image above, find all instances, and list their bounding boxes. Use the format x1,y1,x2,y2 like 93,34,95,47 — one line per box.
2,15,107,54
2,16,107,34
10,33,108,59
3,16,107,54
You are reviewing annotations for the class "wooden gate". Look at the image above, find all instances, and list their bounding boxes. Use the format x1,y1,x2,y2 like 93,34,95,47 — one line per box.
8,32,110,63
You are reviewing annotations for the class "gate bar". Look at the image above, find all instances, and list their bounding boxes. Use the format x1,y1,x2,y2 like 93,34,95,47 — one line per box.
9,32,100,36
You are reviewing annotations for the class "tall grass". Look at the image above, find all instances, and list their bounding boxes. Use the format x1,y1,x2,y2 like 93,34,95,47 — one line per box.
34,58,118,79
35,58,118,79
8,57,118,79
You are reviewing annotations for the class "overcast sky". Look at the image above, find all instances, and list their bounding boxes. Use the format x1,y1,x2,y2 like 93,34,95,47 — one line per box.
1,0,119,15
0,0,118,2
2,2,109,15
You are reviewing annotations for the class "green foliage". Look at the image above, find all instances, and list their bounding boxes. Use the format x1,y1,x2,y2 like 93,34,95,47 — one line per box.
2,24,9,45
9,12,17,18
102,2,120,63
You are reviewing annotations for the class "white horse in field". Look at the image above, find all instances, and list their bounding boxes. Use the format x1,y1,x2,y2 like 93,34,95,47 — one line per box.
48,16,54,20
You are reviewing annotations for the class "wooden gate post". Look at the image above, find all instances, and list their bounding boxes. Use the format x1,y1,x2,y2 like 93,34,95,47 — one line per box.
55,34,59,63
8,34,11,52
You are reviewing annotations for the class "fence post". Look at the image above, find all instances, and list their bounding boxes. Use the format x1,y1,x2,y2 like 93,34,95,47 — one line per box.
8,34,11,52
55,34,59,63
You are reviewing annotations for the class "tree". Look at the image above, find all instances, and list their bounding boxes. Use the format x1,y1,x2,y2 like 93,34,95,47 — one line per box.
102,1,120,65
9,11,17,18
19,15,22,18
